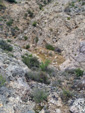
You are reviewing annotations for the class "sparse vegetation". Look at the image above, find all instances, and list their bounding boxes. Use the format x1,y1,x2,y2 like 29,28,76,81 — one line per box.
0,40,13,51
82,2,85,5
22,54,40,69
14,26,19,31
0,75,6,87
25,71,50,84
70,2,75,7
0,0,5,9
48,0,51,3
67,17,70,20
0,0,85,112
61,89,73,101
38,71,50,84
40,60,50,71
35,37,38,43
32,88,48,103
14,36,16,39
78,0,81,2
7,39,12,42
63,89,72,97
8,53,14,57
32,21,37,27
25,44,30,49
6,19,13,26
24,36,28,40
38,0,51,10
28,10,34,18
24,13,28,18
75,68,83,77
39,4,43,10
46,43,54,51
0,18,3,21
7,0,16,3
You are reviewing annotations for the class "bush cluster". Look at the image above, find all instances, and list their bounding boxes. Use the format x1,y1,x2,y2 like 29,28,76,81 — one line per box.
25,71,50,84
24,36,28,40
40,60,50,71
32,21,37,27
7,0,16,3
6,19,13,26
32,88,48,103
0,40,13,51
22,54,40,69
75,68,83,77
0,75,6,87
0,0,4,7
46,43,54,51
61,88,73,101
25,44,30,49
28,10,34,18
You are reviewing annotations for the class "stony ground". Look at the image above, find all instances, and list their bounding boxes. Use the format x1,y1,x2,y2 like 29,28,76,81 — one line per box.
0,0,85,113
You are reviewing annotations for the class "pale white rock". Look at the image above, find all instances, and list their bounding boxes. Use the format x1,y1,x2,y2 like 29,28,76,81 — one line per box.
56,109,61,113
70,98,85,113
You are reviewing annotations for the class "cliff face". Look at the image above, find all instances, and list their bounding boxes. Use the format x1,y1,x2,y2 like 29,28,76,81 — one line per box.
0,0,85,113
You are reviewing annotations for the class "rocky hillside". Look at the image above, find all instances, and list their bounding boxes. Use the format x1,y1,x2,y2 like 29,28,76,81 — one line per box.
0,0,85,113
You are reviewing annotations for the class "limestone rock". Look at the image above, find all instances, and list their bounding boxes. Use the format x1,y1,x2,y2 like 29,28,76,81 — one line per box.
70,98,85,113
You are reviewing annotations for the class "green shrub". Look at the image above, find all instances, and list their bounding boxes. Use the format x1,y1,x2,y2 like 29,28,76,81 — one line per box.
22,54,40,69
25,71,50,84
40,60,50,71
39,4,43,10
25,44,30,49
43,0,47,5
7,0,16,3
0,75,6,87
67,17,70,20
46,43,54,51
8,53,14,57
32,88,48,103
28,10,34,18
24,36,28,40
63,89,72,97
6,19,13,26
7,39,12,42
61,89,73,101
35,37,38,43
0,40,13,51
75,68,83,77
14,26,19,31
24,13,28,18
0,0,5,8
38,71,49,84
48,0,51,3
0,18,3,21
70,2,75,7
82,2,85,5
32,21,37,27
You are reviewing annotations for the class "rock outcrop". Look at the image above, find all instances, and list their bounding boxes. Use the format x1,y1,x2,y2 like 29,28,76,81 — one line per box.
0,0,85,113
